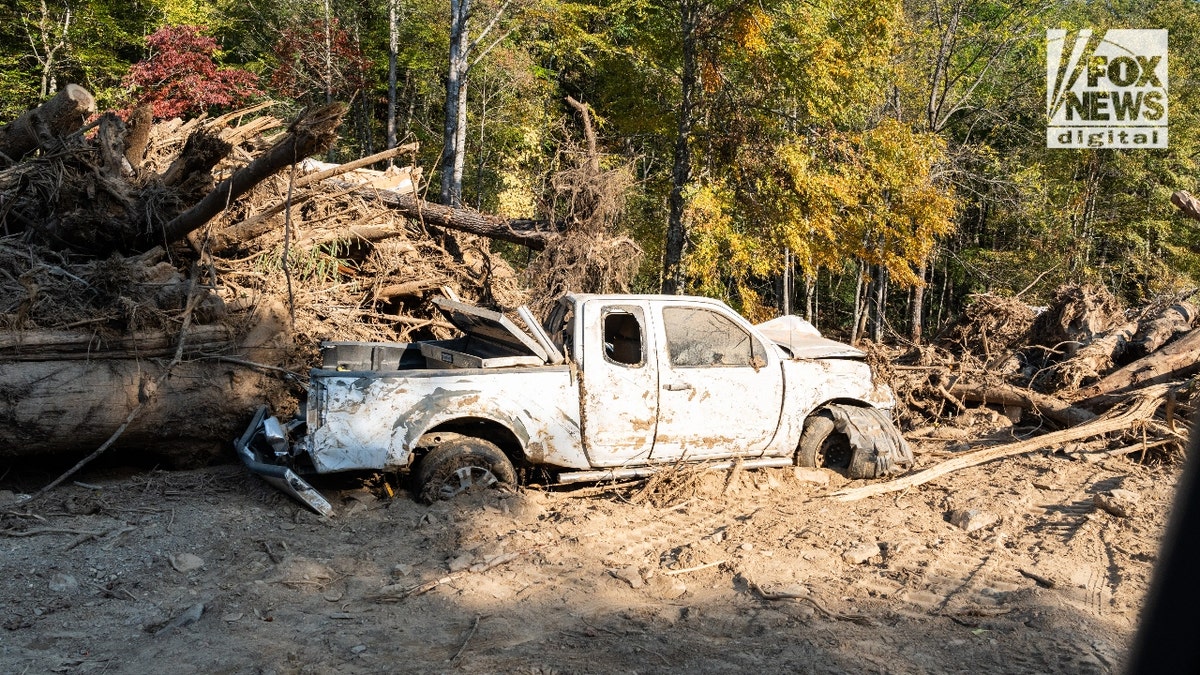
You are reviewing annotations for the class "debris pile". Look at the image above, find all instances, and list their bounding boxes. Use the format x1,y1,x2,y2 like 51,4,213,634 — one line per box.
0,87,547,464
869,284,1198,500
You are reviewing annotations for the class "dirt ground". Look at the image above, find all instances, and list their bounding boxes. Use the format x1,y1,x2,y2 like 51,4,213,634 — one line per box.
0,438,1180,674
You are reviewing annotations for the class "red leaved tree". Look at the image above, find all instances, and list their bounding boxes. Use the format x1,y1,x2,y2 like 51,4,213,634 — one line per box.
125,25,261,119
270,18,370,106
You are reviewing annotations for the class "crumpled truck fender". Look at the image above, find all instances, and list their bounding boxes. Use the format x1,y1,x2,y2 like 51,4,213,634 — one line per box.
766,358,896,457
305,367,585,473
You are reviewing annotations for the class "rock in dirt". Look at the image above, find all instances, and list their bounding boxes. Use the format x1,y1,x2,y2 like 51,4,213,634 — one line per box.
842,543,881,565
168,553,205,573
1094,489,1139,517
947,509,999,533
48,573,79,593
154,602,205,637
610,565,645,588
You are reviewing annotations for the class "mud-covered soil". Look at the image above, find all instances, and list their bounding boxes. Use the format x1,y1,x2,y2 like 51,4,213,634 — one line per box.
0,442,1180,674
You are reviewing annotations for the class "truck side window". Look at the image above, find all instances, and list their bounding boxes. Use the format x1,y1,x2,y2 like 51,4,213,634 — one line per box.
603,311,643,366
663,307,764,367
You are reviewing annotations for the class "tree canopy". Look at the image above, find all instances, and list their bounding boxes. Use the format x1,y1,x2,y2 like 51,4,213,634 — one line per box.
1,0,1198,338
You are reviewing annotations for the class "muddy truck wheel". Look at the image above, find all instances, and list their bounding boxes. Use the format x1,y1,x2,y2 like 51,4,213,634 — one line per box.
415,437,517,503
797,410,875,478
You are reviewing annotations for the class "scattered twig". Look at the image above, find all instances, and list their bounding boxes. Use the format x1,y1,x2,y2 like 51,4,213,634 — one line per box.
372,548,537,602
747,579,876,626
1018,568,1057,588
663,560,726,576
449,615,481,663
1,527,107,538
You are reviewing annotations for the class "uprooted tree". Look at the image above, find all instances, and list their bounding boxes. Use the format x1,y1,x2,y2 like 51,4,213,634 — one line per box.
0,86,637,467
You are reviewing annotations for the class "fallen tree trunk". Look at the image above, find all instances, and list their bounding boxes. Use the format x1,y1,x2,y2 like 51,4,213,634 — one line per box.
362,187,558,250
0,84,95,162
0,324,234,361
1045,321,1138,391
0,358,289,463
1132,301,1196,358
1075,327,1200,405
947,381,1096,427
145,103,346,250
830,385,1171,502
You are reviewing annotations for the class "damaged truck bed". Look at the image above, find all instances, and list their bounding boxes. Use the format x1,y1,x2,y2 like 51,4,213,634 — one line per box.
237,294,911,514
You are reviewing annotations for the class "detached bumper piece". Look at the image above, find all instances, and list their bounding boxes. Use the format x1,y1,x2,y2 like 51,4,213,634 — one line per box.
235,406,334,518
827,404,914,479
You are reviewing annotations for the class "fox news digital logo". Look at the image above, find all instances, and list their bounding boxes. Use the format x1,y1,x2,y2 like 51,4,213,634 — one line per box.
1047,29,1167,149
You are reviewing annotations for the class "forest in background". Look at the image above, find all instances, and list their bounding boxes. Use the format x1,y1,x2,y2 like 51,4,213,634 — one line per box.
3,0,1199,342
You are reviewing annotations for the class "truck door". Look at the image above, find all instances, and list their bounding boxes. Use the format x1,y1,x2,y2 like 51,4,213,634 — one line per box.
651,303,784,460
578,301,659,466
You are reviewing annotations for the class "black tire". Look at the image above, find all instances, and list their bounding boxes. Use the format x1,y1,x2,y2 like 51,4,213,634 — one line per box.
415,437,517,503
797,409,877,479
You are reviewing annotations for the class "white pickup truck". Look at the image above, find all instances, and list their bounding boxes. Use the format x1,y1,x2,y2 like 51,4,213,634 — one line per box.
236,294,911,515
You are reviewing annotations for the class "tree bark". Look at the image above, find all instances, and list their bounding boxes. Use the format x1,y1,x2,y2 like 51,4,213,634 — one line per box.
441,0,470,205
911,257,928,343
360,186,556,249
0,83,95,162
1045,321,1138,391
1132,301,1196,358
147,103,345,250
0,358,286,463
0,325,235,361
1076,327,1200,405
387,0,400,155
947,381,1096,428
662,0,699,295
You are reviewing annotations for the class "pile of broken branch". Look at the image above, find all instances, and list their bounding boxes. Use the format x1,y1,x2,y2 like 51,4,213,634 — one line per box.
0,85,590,467
843,284,1197,500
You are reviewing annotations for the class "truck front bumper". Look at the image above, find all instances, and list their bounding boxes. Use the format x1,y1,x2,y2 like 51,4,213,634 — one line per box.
235,406,335,518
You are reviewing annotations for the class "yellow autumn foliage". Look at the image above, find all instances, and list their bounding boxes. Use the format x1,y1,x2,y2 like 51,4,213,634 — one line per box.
685,120,956,300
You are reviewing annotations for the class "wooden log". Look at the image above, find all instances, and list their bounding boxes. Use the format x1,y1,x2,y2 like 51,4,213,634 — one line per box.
157,129,232,187
0,84,95,161
294,142,419,189
145,103,346,249
1132,301,1196,358
0,324,234,361
0,358,288,463
1045,321,1138,391
830,385,1171,502
362,187,557,250
1075,327,1200,405
947,381,1096,427
376,278,441,300
123,105,153,166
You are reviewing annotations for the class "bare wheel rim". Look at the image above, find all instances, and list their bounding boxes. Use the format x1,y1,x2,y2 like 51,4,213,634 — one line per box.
437,465,499,499
819,434,852,469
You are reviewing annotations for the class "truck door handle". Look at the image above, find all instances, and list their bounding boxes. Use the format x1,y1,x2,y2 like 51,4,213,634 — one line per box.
663,382,692,391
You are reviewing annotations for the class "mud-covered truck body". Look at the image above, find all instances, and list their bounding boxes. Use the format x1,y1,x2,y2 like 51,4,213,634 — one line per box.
237,294,911,514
